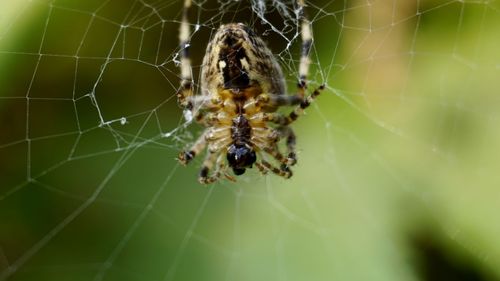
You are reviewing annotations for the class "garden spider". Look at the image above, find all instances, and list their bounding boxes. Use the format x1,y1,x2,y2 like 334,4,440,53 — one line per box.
177,0,324,184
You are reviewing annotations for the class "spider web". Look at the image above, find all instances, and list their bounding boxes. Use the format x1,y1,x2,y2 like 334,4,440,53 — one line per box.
1,0,500,280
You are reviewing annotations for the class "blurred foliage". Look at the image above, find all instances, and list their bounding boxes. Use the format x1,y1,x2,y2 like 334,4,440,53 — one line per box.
1,0,500,281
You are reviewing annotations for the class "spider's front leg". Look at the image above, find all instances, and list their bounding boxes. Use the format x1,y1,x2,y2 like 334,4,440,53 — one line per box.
198,151,228,184
198,151,217,184
178,129,208,165
178,122,230,165
259,85,324,126
254,0,323,126
297,0,312,99
255,93,302,108
177,0,194,110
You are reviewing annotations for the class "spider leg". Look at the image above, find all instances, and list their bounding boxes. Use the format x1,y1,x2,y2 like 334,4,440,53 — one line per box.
251,123,297,166
279,126,297,166
177,0,194,110
285,84,324,124
256,160,293,179
297,0,312,99
255,161,269,175
197,111,232,128
249,0,315,111
262,145,295,166
251,130,287,164
198,152,225,184
255,93,303,108
256,1,325,126
190,97,232,126
178,129,208,165
260,86,324,126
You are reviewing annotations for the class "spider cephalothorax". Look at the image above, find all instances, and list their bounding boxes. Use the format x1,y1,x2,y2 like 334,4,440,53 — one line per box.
177,0,324,184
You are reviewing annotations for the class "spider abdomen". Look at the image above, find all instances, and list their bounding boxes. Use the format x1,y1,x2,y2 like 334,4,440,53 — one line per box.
219,40,250,89
201,23,286,99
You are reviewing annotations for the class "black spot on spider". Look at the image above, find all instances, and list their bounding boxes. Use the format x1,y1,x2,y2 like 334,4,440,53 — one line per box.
299,100,310,109
219,42,250,89
181,42,190,58
199,166,209,178
223,35,236,47
184,150,195,161
301,39,312,57
298,78,306,88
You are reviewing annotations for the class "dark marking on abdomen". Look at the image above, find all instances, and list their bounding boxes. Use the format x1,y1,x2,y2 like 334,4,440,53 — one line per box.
219,36,251,89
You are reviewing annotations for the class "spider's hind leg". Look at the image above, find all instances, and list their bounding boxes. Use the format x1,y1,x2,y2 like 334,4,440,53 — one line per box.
280,126,297,166
256,160,293,179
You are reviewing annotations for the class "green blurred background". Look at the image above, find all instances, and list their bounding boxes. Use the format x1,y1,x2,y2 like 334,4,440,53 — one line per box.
1,0,500,280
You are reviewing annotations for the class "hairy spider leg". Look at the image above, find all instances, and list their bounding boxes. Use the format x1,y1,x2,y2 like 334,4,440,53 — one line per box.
259,84,324,127
177,0,194,110
279,126,297,165
199,150,234,184
297,0,312,99
256,159,293,179
178,130,208,165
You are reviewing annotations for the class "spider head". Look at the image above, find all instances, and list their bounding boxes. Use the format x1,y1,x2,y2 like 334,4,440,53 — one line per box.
227,144,256,176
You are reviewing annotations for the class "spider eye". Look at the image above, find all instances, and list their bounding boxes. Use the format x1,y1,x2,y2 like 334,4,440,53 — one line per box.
227,144,256,172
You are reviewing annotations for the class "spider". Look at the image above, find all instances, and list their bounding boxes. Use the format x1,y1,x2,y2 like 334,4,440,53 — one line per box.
176,0,324,184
